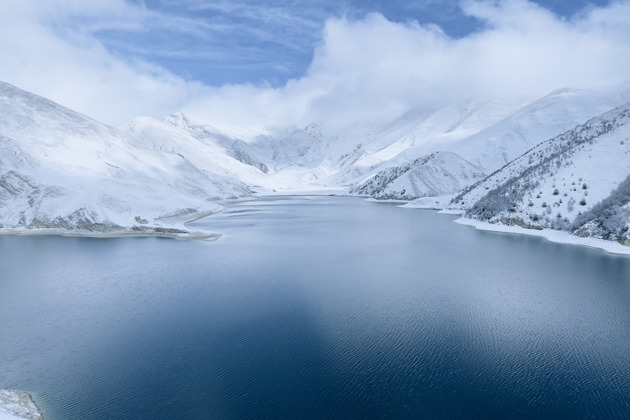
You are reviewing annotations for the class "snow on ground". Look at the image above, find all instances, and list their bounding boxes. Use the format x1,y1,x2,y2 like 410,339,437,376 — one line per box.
447,101,630,242
451,85,630,171
399,194,456,209
455,217,630,256
0,391,43,420
254,187,347,197
2,79,630,248
0,81,253,237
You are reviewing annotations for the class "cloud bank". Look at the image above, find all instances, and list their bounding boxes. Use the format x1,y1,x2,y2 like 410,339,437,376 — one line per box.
1,0,629,129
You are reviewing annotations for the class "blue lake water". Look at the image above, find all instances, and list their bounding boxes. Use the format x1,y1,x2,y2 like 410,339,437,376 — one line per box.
1,196,630,419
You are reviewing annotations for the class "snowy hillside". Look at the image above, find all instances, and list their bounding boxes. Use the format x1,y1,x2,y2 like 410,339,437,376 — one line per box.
2,79,630,246
155,84,630,204
119,116,271,190
165,98,533,192
451,86,630,170
0,81,255,238
449,102,630,245
357,85,630,201
351,151,485,199
162,113,271,174
321,98,529,187
162,114,341,190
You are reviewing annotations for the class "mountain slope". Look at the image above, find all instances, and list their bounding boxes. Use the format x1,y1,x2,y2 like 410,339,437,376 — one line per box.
0,81,252,237
451,86,630,170
165,98,533,191
159,83,630,206
2,79,630,246
351,151,485,199
449,101,630,244
163,113,271,174
321,98,529,187
315,85,628,201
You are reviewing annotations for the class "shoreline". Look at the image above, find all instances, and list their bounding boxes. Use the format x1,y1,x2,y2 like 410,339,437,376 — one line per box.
455,216,630,256
0,207,228,242
1,196,629,255
1,198,628,420
396,195,630,256
0,227,221,241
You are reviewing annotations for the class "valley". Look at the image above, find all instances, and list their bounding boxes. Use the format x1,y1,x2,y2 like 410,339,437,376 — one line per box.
1,80,630,250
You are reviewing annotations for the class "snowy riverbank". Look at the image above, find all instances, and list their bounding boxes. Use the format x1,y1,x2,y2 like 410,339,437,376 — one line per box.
0,227,221,241
0,208,225,241
455,217,630,256
396,196,630,256
0,390,43,420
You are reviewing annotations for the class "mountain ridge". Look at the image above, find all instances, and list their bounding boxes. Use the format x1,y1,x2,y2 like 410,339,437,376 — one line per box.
1,79,629,247
0,81,252,238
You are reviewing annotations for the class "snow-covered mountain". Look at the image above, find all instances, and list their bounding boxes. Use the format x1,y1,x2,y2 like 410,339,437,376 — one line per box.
160,97,535,193
451,86,630,170
2,79,629,246
351,85,630,200
350,151,485,200
0,81,260,237
449,102,630,245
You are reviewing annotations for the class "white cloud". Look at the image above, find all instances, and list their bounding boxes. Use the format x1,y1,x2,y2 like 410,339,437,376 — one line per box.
184,1,630,128
1,0,629,128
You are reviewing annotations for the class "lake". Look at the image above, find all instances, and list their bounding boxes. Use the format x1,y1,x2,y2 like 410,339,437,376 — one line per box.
1,196,630,419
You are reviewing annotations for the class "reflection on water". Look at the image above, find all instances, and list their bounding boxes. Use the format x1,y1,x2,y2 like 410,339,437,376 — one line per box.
1,196,629,419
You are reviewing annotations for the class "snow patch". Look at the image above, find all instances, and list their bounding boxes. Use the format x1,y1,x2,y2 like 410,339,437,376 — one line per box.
0,390,43,420
455,217,630,256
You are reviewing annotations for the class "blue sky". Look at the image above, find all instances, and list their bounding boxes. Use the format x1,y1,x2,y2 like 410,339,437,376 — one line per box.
99,0,478,86
96,0,612,87
0,0,627,127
